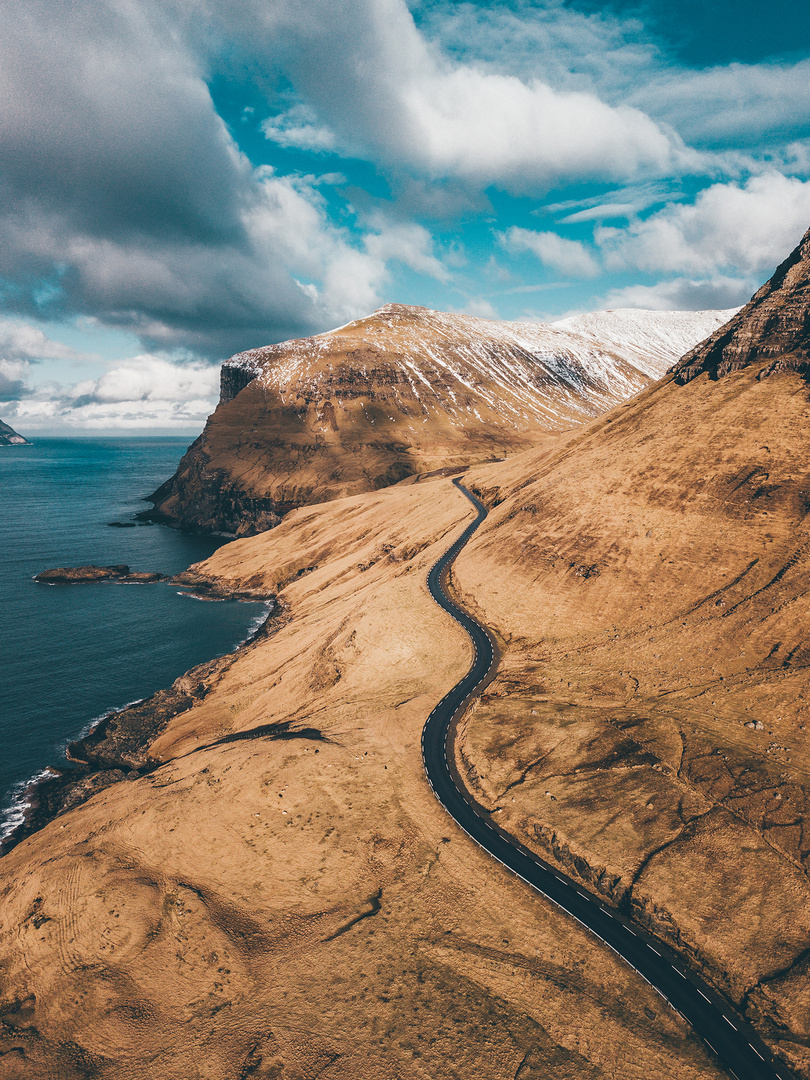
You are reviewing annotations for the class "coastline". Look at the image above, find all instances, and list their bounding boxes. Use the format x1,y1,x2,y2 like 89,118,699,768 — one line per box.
0,581,283,858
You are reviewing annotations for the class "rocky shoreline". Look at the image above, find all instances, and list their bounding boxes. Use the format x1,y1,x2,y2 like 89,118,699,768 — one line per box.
33,563,273,600
1,580,282,857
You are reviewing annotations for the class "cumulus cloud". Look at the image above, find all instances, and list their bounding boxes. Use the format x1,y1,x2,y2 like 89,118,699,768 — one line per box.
501,228,599,277
419,4,810,160
7,354,220,430
70,356,218,406
259,0,691,191
0,0,808,388
363,218,450,283
598,277,756,312
597,173,810,277
0,319,88,363
0,0,430,358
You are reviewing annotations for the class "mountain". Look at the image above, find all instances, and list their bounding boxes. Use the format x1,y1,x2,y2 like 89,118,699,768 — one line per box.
0,418,29,445
2,240,809,1080
144,304,736,535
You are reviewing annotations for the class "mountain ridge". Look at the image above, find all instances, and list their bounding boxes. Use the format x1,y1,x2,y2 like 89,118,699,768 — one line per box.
145,304,736,536
674,224,810,383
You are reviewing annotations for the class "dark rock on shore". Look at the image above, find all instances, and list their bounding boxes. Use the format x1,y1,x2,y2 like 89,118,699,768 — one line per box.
169,569,273,602
35,565,165,584
67,684,199,772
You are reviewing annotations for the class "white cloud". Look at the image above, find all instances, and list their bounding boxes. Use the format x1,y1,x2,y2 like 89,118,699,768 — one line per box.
72,356,218,404
262,105,338,151
0,319,89,362
259,0,692,192
457,297,499,319
363,218,450,282
245,170,393,323
501,227,599,277
633,59,810,149
418,4,810,163
598,276,757,312
597,173,810,277
7,354,221,430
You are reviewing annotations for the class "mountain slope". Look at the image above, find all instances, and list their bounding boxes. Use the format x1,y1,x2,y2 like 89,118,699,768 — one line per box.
449,225,810,1078
1,255,805,1079
145,304,735,535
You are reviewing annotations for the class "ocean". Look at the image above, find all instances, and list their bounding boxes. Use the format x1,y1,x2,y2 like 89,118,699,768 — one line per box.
0,437,267,839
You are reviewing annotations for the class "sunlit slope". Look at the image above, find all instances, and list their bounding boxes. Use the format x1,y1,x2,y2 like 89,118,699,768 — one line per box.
452,226,810,1079
0,480,725,1080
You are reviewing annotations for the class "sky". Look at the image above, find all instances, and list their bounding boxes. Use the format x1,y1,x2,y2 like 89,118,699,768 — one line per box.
1,0,810,433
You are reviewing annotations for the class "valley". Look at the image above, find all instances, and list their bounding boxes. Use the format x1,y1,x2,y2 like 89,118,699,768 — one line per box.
2,236,809,1080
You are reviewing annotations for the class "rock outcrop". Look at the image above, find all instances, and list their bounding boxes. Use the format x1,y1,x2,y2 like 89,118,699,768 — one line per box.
35,565,164,584
144,304,736,535
673,224,810,383
0,418,29,445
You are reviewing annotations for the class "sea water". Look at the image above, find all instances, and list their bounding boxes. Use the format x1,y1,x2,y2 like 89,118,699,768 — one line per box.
0,437,267,838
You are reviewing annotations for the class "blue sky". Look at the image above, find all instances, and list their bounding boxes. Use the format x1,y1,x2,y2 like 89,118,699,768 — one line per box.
1,0,809,432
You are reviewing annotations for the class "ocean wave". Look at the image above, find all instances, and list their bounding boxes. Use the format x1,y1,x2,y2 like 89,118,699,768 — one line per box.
0,767,60,841
237,601,274,647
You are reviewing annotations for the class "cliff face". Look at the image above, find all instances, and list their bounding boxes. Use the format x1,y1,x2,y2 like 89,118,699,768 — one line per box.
146,303,735,535
0,418,29,444
674,224,810,383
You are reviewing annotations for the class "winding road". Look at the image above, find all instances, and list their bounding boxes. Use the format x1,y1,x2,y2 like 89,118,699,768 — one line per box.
421,478,793,1080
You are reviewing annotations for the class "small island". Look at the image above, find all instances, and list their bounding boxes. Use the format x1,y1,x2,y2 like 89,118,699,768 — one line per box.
35,565,165,584
0,419,29,445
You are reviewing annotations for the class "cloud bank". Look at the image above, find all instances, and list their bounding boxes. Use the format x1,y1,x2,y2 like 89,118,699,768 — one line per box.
0,0,808,429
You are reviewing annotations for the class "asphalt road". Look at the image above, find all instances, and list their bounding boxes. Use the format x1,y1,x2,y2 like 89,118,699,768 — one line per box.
421,478,794,1080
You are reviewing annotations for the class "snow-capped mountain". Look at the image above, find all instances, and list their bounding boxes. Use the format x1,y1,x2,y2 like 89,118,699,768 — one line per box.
146,303,736,535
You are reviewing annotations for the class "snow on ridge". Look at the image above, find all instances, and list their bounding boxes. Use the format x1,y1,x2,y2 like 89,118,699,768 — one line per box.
221,303,738,428
551,308,740,379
